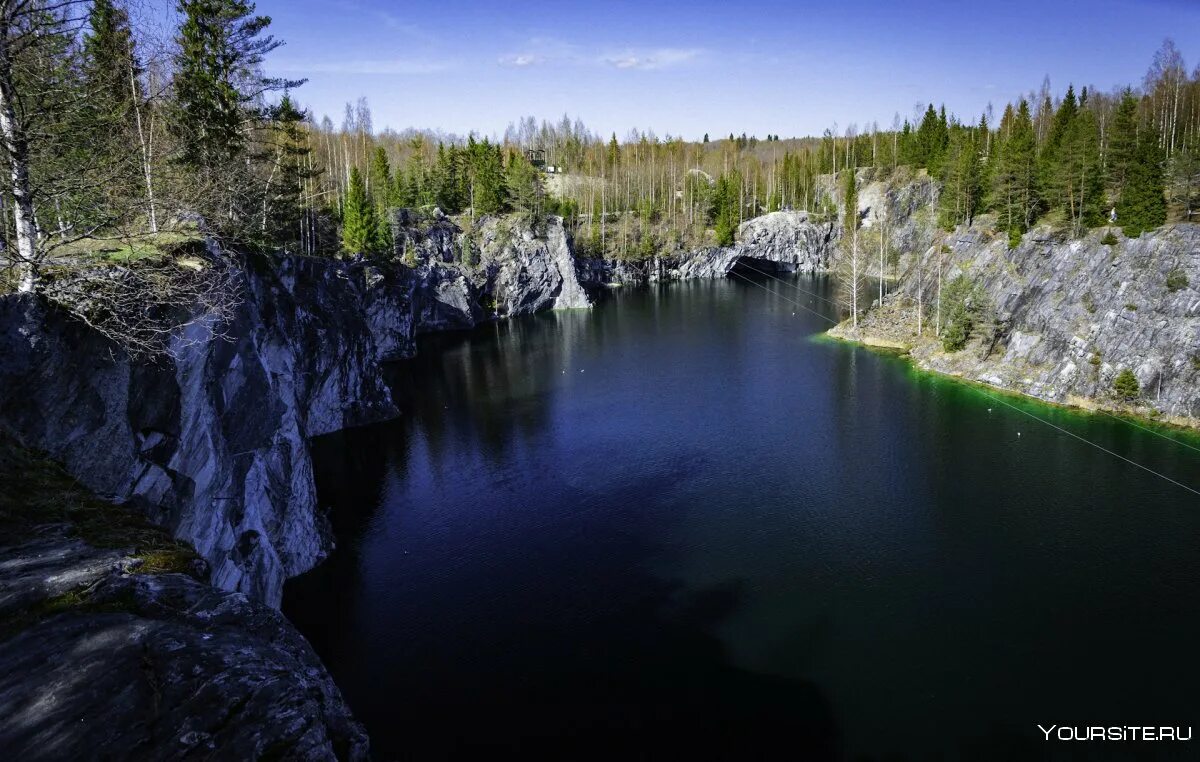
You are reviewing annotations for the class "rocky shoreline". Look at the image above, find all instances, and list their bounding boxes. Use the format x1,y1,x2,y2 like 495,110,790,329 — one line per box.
828,222,1200,429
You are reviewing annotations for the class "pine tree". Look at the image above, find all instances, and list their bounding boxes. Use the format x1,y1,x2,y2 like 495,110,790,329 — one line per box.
81,0,153,228
939,128,982,229
467,138,506,215
842,168,858,236
1118,129,1167,237
1106,92,1139,213
432,143,462,213
505,149,542,214
368,147,393,249
993,100,1039,243
1040,85,1078,216
713,171,741,246
172,0,298,173
1057,108,1104,234
341,166,377,254
83,0,137,135
261,94,319,250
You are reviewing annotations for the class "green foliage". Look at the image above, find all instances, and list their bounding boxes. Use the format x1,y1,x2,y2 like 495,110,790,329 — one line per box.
261,94,319,250
912,104,950,173
938,127,983,229
993,100,1040,237
1166,269,1189,292
341,167,378,255
1081,291,1096,313
172,0,295,172
1112,369,1140,401
1118,129,1168,237
1007,227,1023,249
938,276,990,351
466,137,506,215
1041,87,1104,233
842,169,858,236
1101,230,1119,245
505,150,543,214
713,170,742,246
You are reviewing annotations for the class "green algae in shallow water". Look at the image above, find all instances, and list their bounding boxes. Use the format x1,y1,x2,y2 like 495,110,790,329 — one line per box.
827,336,1200,455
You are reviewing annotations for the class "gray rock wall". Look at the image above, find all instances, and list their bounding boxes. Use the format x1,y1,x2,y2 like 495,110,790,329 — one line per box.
0,218,591,608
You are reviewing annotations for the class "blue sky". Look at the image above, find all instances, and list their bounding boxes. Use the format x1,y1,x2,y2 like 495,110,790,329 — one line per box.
257,0,1200,140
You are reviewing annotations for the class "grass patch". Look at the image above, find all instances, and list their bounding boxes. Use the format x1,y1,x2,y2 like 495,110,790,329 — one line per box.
53,230,204,265
0,435,197,572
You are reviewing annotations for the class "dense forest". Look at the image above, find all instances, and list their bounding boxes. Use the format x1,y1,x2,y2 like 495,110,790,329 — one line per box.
1,0,1199,295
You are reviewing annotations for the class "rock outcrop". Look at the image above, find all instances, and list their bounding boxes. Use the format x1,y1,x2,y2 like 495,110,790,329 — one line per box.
0,436,368,761
833,223,1200,426
0,217,591,608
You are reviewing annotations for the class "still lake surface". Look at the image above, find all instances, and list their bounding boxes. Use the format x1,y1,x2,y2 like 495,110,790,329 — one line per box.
284,272,1200,761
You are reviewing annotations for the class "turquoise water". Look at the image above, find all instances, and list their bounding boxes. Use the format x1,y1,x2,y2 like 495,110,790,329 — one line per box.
285,273,1200,761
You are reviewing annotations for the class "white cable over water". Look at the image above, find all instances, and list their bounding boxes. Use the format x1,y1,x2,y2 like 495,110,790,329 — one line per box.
726,265,1200,497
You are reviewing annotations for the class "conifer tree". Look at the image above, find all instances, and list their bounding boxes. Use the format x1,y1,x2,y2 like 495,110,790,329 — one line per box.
80,0,144,223
1057,108,1104,234
261,94,319,250
939,128,982,228
1106,93,1140,212
993,100,1039,244
172,0,298,173
1118,129,1167,237
341,166,377,254
432,143,462,213
467,138,506,215
368,146,393,248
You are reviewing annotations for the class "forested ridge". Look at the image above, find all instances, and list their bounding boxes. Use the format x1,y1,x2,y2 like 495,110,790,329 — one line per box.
1,1,1198,297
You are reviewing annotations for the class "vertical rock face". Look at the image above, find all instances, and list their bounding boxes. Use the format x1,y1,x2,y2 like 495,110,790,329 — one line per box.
851,224,1200,424
576,211,841,286
0,257,400,607
0,217,591,608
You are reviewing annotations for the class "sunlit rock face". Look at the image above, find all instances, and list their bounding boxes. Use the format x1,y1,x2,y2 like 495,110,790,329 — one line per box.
0,216,591,607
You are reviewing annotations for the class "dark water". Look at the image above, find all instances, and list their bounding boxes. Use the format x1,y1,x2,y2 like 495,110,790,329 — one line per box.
284,273,1200,761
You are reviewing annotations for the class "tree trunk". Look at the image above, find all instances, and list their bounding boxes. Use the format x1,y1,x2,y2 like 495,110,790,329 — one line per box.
0,50,38,290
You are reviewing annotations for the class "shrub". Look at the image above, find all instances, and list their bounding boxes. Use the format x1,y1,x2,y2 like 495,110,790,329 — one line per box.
1124,303,1138,311
1081,292,1096,313
939,276,990,352
1192,355,1200,372
1101,230,1119,246
1113,369,1140,401
1007,227,1022,249
1166,269,1189,292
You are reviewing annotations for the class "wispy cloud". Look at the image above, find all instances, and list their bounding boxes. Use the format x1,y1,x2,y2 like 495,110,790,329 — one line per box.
498,53,543,67
498,38,704,71
273,59,451,76
601,48,701,70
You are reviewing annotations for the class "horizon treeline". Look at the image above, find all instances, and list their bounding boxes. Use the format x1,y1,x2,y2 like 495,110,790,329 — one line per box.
297,38,1200,257
1,1,1198,292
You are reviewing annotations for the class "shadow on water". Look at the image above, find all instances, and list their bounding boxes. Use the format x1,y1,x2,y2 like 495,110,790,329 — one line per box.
290,438,842,762
286,274,1200,762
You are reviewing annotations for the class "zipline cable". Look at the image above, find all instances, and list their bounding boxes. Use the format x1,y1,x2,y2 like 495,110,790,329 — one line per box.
1090,408,1200,456
726,268,838,325
728,266,1200,497
975,387,1200,497
735,260,847,309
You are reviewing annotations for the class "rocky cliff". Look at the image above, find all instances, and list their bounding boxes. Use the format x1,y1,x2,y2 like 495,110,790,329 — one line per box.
832,222,1200,427
577,210,842,286
0,435,369,760
0,216,591,609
